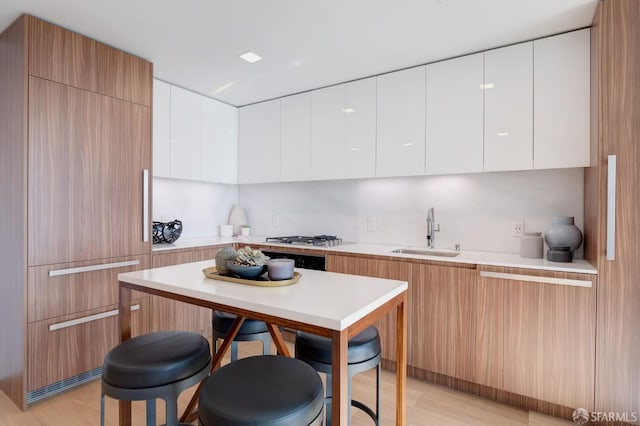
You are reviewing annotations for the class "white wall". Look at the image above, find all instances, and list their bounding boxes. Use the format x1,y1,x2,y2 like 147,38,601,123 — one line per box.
238,168,584,255
153,178,238,238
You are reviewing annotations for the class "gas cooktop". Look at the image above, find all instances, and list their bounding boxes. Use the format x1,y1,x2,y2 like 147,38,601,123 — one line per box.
265,235,343,247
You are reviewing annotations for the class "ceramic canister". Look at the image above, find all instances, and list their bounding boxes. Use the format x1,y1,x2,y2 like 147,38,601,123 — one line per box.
520,232,543,259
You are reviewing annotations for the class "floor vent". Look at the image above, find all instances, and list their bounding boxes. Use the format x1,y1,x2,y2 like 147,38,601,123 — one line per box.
27,367,102,405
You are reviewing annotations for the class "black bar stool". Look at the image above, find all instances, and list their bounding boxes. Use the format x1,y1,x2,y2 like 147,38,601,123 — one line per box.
212,311,271,361
295,326,382,425
101,331,212,426
198,355,324,425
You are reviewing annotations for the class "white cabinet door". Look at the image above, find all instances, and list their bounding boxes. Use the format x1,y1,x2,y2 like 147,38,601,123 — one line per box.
426,53,483,175
376,66,426,177
238,99,281,183
170,86,202,180
311,79,376,181
153,79,171,178
344,77,376,179
281,93,312,181
534,29,590,169
201,97,238,184
311,84,346,180
484,42,533,172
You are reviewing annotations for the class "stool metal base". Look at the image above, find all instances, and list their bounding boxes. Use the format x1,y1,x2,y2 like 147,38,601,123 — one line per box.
100,360,211,426
213,329,271,362
298,352,382,426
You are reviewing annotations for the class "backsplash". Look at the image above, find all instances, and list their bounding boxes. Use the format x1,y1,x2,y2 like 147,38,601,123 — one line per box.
238,168,585,256
153,178,238,238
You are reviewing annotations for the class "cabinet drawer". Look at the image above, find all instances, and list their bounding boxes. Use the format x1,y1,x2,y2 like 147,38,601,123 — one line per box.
28,299,149,391
28,255,150,323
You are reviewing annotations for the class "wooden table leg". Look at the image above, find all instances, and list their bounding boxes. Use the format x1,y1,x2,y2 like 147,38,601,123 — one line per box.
331,329,349,425
180,316,246,423
396,292,408,425
118,284,132,426
266,323,291,357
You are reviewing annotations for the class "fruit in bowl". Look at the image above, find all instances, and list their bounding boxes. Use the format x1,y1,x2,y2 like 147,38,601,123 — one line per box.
226,246,270,279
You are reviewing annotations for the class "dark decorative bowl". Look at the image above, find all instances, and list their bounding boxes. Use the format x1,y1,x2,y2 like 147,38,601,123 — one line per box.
152,220,183,244
226,262,267,279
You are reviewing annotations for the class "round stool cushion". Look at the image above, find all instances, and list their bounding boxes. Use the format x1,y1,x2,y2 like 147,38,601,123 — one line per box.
295,326,381,365
213,311,269,335
102,331,211,389
198,355,323,426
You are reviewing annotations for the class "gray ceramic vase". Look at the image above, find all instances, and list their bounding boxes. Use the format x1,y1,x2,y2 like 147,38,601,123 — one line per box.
544,216,583,251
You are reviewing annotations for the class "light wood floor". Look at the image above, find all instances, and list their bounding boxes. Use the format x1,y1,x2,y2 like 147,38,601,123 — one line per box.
0,340,572,426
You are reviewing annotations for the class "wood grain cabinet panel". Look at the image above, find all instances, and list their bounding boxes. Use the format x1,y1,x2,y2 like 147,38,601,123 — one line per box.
150,247,225,336
28,77,150,266
28,299,149,391
28,255,150,323
28,16,151,106
327,255,410,362
411,264,476,382
476,266,596,409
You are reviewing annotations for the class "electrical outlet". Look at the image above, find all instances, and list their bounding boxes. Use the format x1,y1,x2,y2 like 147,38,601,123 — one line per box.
367,216,377,231
512,220,524,236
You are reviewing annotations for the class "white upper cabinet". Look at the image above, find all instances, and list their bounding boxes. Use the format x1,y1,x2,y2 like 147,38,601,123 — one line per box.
201,97,238,184
281,93,312,181
152,79,171,178
426,53,484,175
170,86,203,180
238,99,281,183
311,78,376,180
534,29,590,169
376,66,426,177
484,42,533,172
344,78,377,179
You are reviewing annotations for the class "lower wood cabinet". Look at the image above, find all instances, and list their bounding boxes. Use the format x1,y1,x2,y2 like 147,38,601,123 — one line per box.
410,263,476,382
28,255,150,323
327,255,410,362
150,246,226,336
28,298,149,391
476,265,597,410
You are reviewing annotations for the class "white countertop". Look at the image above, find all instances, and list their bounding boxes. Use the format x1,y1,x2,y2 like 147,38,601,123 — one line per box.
118,260,408,331
153,236,597,275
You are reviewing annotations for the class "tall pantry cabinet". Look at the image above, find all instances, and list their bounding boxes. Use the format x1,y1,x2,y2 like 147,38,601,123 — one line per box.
586,0,640,422
0,15,152,409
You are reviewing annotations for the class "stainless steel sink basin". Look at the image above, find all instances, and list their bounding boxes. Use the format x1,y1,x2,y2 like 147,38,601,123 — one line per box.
391,248,461,257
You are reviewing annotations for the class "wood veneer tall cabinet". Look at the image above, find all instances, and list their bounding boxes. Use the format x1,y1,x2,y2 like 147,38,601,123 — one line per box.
586,0,640,421
0,15,152,409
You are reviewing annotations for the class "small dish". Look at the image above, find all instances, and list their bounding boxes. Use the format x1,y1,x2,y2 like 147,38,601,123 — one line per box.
267,259,295,280
226,263,267,279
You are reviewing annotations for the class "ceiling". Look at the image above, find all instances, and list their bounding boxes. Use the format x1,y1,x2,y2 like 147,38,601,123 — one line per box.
0,0,598,107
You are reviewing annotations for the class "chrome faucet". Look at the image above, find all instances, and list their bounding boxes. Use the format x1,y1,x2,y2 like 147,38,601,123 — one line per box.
426,207,440,248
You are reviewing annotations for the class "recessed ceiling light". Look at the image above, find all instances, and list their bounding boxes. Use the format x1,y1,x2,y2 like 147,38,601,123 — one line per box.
239,51,263,63
497,132,509,136
341,108,355,114
351,147,361,151
480,83,495,90
403,142,414,147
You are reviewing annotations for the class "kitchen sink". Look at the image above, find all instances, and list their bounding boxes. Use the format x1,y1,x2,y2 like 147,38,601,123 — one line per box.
390,248,461,257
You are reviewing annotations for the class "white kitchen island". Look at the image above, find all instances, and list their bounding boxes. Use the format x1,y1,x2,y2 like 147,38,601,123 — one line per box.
117,260,409,425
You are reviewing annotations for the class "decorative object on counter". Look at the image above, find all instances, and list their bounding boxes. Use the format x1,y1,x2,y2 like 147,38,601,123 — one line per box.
214,247,237,275
228,204,248,236
226,246,270,279
202,266,301,287
544,216,583,262
267,259,295,280
520,232,544,259
152,220,183,244
219,224,233,237
240,224,251,236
